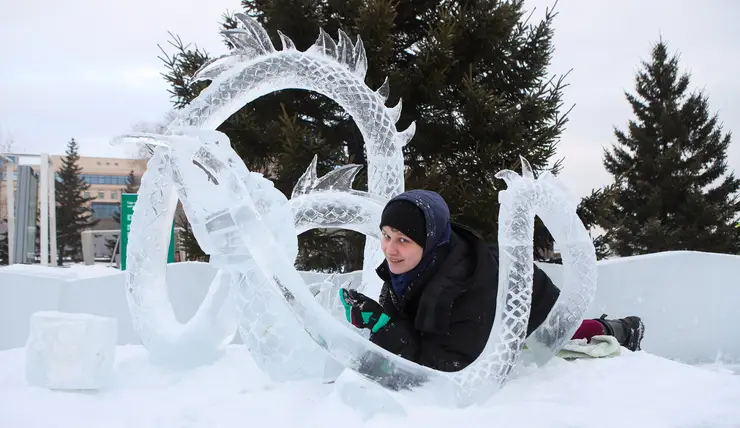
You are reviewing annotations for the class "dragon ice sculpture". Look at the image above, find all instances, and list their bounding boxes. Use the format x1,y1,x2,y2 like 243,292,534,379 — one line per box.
112,14,597,407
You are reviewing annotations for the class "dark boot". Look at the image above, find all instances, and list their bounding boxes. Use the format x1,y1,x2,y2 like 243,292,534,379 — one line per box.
594,314,645,352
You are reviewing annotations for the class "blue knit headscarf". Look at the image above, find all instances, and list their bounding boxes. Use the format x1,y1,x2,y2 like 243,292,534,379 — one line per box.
380,190,451,297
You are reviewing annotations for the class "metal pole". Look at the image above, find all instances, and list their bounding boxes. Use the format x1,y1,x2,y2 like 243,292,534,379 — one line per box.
48,157,57,266
2,154,14,265
109,234,121,267
39,153,49,266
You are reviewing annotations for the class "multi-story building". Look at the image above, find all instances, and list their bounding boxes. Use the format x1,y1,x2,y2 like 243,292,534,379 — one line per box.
1,152,271,262
1,153,149,259
54,155,149,231
1,153,148,228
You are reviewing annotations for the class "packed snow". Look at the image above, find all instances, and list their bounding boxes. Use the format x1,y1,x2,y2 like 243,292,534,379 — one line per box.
0,262,121,280
2,256,740,427
1,344,738,427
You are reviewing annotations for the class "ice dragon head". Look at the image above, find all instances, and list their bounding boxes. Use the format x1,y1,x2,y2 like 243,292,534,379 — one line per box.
111,128,298,262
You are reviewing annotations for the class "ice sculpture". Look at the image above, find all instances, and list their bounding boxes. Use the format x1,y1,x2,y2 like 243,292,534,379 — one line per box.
525,171,598,365
112,14,596,407
119,126,532,407
115,14,412,372
26,311,118,390
112,132,244,369
289,154,388,312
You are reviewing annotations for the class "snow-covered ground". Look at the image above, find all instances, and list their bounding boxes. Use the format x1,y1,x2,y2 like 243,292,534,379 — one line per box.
0,262,121,280
1,344,738,428
2,254,740,427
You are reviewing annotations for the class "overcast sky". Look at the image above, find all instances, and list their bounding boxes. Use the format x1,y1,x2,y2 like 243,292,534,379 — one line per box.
1,0,738,199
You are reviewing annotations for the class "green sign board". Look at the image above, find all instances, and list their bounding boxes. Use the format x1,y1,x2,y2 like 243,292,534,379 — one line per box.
120,193,175,270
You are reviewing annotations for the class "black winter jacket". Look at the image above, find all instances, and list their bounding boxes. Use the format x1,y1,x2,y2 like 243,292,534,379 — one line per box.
369,223,561,373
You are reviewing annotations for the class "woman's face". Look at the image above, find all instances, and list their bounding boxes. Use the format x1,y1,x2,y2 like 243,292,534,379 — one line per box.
380,226,424,274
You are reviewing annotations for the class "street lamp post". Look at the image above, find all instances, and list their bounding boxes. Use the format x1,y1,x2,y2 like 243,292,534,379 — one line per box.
1,153,15,264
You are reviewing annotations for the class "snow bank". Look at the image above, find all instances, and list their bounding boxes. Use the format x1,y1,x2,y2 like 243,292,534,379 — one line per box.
0,262,219,351
537,251,740,363
0,263,122,280
1,251,739,363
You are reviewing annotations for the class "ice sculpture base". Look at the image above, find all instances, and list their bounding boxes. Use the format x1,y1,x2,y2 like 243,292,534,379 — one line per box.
25,311,117,390
333,369,407,420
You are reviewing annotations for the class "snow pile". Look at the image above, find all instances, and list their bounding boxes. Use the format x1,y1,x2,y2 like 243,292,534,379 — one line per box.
25,311,117,390
538,250,740,363
0,262,219,351
0,345,738,428
0,263,121,280
4,252,740,365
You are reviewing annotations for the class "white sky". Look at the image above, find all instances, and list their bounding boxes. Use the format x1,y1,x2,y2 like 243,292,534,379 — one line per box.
0,0,738,199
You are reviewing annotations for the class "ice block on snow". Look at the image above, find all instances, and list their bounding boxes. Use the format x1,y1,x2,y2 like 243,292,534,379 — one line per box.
25,311,117,390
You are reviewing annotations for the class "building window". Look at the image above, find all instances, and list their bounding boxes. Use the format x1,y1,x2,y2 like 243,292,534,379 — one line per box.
84,191,90,198
0,172,18,181
80,174,132,185
98,192,104,199
111,191,118,200
91,203,119,219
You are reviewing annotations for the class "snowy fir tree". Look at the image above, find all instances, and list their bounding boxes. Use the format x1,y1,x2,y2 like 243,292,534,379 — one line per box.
586,40,740,256
175,211,208,262
159,0,571,270
55,138,99,264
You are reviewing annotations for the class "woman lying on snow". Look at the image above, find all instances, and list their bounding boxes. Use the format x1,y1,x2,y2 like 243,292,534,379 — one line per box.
339,189,645,378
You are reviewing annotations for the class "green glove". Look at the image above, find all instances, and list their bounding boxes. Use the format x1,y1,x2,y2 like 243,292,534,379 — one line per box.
339,288,391,333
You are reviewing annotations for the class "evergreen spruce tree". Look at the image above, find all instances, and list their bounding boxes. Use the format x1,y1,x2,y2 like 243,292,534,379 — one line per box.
591,41,740,256
55,138,98,264
575,190,611,260
159,0,570,269
0,228,7,265
123,170,139,195
175,211,208,261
